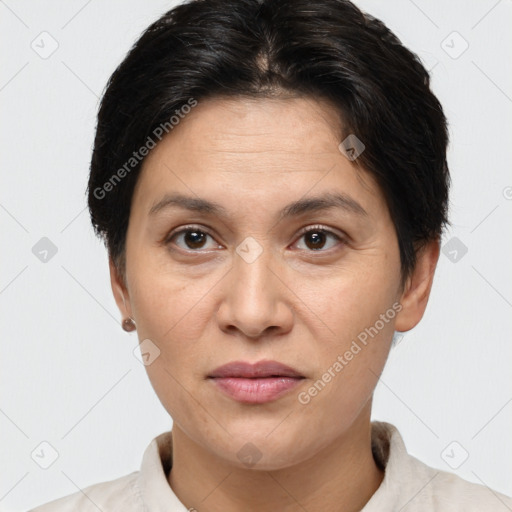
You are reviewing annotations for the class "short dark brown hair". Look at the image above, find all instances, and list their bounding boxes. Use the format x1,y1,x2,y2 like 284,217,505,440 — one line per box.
87,0,450,282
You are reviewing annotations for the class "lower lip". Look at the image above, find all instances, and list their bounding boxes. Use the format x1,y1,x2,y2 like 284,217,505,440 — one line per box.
209,376,304,404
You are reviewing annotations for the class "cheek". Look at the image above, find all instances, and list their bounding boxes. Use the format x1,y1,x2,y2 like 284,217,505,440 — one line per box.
303,261,400,347
129,260,213,341
296,258,399,402
128,267,221,407
131,270,216,423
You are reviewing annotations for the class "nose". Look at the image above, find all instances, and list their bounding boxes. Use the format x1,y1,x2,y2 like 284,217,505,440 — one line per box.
216,240,294,340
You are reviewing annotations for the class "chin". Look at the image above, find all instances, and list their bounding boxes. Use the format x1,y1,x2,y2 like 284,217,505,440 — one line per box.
208,426,314,471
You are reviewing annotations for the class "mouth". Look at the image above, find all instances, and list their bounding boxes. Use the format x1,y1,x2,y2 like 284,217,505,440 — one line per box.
208,359,304,379
207,360,305,404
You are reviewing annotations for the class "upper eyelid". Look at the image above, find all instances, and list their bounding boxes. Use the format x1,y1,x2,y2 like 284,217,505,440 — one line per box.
295,224,343,239
166,224,216,242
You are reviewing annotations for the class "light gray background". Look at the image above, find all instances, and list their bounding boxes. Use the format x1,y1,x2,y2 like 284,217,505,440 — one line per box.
1,1,511,510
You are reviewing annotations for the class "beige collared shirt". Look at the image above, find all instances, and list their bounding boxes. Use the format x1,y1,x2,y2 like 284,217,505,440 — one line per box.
29,421,512,511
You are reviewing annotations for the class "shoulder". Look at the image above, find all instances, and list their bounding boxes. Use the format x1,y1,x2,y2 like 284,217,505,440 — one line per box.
398,443,512,510
368,421,512,511
27,471,142,512
420,465,512,511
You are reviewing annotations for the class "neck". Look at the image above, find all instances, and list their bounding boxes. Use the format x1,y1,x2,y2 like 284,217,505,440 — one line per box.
168,404,383,512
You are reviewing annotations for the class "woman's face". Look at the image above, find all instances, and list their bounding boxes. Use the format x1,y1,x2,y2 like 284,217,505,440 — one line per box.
111,96,420,469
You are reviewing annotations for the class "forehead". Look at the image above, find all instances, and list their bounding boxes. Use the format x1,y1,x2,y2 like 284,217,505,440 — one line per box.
132,96,385,218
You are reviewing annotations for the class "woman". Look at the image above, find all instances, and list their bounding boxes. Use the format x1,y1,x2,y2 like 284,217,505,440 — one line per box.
30,0,512,510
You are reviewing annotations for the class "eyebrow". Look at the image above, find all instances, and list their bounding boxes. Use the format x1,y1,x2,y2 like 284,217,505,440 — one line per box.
148,191,368,220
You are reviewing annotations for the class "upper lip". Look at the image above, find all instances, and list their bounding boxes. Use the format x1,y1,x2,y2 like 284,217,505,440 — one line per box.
208,360,304,379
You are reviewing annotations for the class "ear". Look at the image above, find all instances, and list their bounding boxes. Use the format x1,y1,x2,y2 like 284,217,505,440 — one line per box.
394,239,440,332
109,255,133,320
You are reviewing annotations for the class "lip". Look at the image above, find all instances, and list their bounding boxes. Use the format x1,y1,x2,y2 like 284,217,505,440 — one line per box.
208,360,305,404
209,360,304,379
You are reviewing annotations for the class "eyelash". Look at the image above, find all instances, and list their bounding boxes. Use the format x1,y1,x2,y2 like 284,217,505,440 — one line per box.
164,224,345,253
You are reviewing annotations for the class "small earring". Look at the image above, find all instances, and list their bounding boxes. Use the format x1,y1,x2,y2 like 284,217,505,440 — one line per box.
122,317,136,332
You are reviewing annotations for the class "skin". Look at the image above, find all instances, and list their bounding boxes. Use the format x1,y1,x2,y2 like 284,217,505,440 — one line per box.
110,95,440,512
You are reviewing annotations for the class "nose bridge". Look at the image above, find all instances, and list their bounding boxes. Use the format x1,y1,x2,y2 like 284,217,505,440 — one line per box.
232,235,274,300
222,235,282,335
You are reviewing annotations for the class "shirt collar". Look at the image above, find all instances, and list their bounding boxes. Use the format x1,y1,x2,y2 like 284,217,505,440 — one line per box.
136,430,188,511
362,421,439,511
135,421,429,511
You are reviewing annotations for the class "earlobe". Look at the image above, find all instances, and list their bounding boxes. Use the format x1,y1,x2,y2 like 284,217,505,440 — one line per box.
109,256,132,320
394,239,440,332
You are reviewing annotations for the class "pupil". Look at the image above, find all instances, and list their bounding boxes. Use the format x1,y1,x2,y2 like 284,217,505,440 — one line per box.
306,231,325,250
186,231,205,249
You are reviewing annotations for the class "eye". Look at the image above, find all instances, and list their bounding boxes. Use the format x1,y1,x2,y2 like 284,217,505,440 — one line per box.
293,225,344,252
165,226,220,251
165,224,345,253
